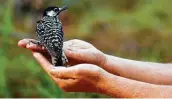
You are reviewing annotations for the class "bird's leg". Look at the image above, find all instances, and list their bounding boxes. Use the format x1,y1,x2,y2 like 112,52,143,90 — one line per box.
28,39,50,60
29,39,43,47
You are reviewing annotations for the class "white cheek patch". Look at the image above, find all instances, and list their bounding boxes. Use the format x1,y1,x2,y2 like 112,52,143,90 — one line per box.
47,11,57,16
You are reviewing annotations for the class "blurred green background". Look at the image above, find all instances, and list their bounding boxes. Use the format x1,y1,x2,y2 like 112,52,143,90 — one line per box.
0,0,172,98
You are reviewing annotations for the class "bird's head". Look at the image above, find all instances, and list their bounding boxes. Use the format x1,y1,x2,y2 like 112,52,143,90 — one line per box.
43,6,68,17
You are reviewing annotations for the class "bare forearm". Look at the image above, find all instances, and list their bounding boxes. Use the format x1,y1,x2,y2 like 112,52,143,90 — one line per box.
102,54,172,85
98,73,172,98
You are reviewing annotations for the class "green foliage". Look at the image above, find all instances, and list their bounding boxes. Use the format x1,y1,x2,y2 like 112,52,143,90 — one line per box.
0,0,171,98
0,52,9,97
0,0,14,36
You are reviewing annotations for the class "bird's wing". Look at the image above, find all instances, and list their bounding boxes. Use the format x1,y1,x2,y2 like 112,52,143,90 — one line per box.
36,20,45,43
36,20,57,56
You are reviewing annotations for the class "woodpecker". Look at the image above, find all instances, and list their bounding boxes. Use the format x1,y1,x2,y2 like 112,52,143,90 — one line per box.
31,6,68,66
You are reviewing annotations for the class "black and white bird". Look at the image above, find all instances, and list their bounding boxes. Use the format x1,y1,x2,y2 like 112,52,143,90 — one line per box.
31,6,68,66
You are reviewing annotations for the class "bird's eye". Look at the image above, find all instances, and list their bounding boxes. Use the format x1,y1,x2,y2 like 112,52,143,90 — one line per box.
54,8,59,12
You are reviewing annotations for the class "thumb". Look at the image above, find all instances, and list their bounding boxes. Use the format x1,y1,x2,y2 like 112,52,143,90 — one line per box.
64,48,85,60
32,52,53,72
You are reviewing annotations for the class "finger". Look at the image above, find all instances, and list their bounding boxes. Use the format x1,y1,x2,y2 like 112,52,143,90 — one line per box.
63,40,81,50
26,43,47,52
18,38,34,48
50,66,77,79
32,52,54,73
64,49,84,60
64,39,93,49
63,39,84,50
64,39,83,45
18,38,47,52
63,40,87,59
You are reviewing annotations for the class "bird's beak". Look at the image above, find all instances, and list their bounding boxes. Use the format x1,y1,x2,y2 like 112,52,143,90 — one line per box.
59,6,68,13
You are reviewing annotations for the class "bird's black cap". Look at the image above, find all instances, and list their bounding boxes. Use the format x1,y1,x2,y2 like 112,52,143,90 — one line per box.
43,6,68,16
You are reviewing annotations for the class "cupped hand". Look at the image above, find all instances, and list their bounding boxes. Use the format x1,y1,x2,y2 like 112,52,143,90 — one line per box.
18,39,107,67
63,39,106,67
32,52,108,93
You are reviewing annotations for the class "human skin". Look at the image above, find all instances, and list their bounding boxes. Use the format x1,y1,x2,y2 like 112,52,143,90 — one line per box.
18,39,172,85
32,52,172,98
18,39,172,97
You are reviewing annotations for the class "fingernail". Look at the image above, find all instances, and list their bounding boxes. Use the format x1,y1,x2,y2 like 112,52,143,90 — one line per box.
18,40,23,45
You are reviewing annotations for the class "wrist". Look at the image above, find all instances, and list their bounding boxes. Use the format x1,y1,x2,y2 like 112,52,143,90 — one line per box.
99,53,108,68
96,71,117,97
99,54,117,74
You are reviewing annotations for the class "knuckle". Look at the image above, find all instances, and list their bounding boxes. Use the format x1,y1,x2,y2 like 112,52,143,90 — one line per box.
71,39,80,43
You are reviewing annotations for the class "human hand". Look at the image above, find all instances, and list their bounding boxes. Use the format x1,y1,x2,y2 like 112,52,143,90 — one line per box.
63,39,106,67
18,39,107,67
32,52,108,93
